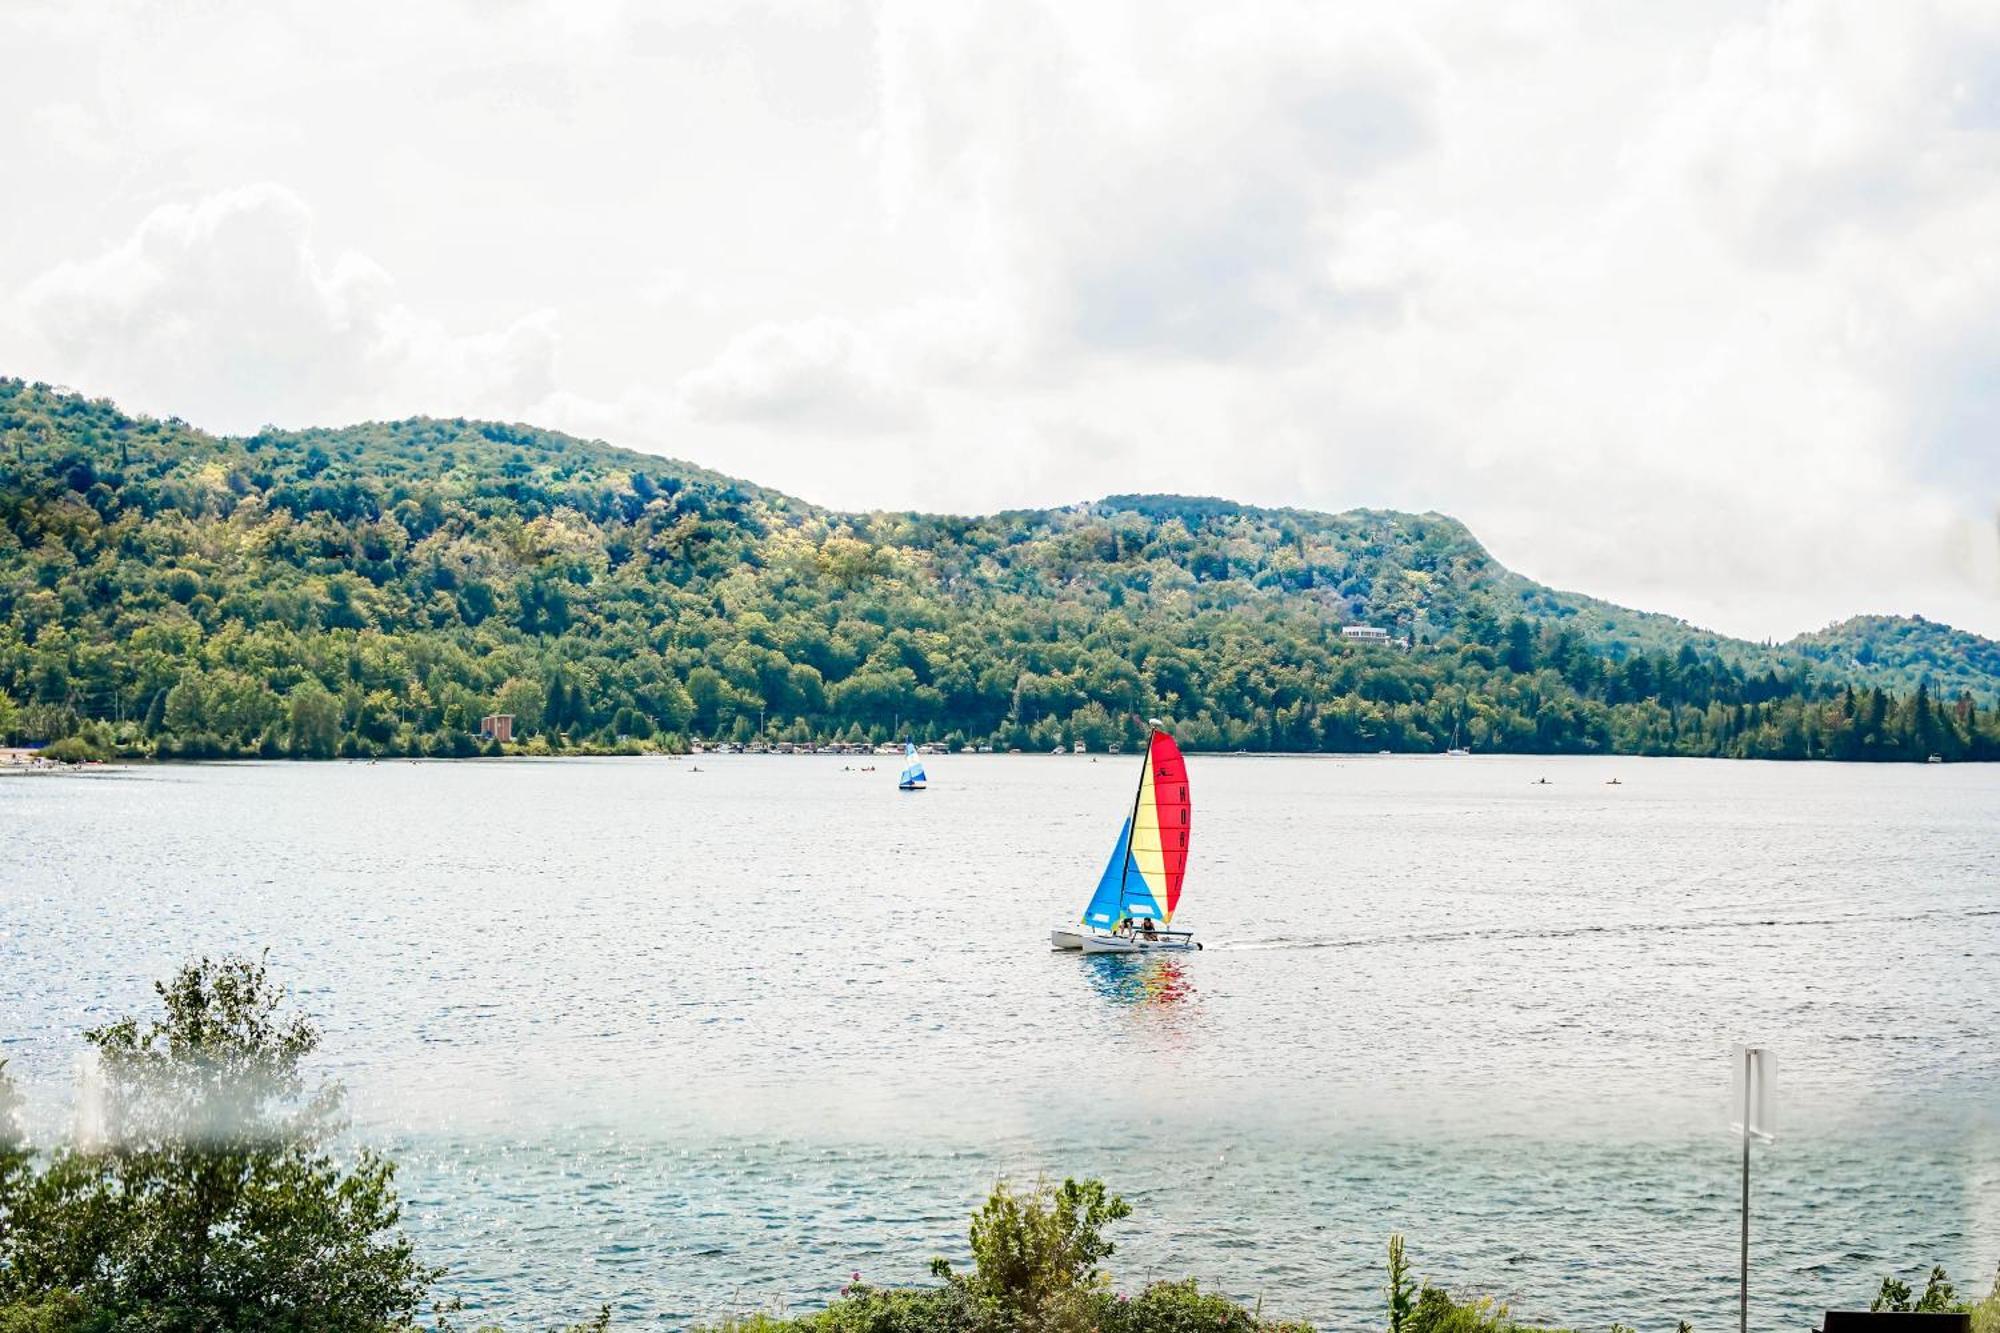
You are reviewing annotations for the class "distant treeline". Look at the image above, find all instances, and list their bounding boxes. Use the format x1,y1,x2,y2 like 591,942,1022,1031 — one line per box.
2,379,1995,763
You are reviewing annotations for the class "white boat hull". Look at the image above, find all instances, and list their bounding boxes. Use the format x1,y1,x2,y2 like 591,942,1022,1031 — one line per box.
1050,928,1088,951
1080,932,1200,954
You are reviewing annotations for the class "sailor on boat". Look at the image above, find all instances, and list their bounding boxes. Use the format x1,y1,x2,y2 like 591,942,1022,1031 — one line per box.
1108,915,1157,941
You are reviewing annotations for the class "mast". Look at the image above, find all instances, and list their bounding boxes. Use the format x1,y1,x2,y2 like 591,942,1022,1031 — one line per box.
1117,720,1159,914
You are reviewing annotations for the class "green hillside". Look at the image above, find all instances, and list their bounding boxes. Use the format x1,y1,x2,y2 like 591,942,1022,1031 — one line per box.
1787,614,2000,705
2,378,1995,762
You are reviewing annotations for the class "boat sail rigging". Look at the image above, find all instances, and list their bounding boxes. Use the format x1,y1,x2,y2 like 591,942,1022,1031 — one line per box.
1053,726,1197,952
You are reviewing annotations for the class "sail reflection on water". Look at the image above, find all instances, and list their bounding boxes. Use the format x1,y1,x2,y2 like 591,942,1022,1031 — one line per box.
1081,955,1194,1009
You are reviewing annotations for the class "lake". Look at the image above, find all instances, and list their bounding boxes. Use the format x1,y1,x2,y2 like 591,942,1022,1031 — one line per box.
3,754,1997,1328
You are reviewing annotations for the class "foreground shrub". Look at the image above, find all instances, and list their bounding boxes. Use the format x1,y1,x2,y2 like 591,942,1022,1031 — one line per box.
1387,1233,1584,1333
1979,1281,2000,1333
705,1284,976,1333
932,1177,1132,1330
701,1275,1314,1333
0,957,437,1331
1872,1263,2000,1331
1099,1278,1316,1333
697,1182,1312,1333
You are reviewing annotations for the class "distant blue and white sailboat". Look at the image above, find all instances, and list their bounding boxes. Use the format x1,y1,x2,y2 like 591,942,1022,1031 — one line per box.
898,742,927,791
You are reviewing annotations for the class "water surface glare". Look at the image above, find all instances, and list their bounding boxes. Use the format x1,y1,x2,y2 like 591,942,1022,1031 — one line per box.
4,755,1997,1327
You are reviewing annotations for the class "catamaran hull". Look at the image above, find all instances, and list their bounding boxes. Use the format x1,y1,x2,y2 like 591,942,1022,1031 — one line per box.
1080,934,1200,954
1050,928,1089,951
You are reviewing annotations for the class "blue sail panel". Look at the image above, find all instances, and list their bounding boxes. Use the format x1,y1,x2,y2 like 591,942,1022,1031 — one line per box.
899,743,926,788
1118,859,1166,921
1080,818,1133,927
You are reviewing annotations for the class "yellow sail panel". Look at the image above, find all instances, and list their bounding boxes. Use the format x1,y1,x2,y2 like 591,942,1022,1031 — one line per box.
1128,760,1167,914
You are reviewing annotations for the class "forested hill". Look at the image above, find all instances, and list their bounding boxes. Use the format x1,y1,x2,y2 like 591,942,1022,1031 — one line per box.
1787,614,2000,708
2,378,1995,762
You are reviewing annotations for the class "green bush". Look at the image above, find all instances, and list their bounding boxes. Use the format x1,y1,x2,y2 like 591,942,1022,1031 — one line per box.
1406,1287,1533,1333
695,1183,1314,1333
1387,1238,1585,1333
699,1275,1317,1333
33,737,103,764
1099,1278,1315,1333
1872,1263,2000,1330
932,1176,1132,1330
1875,1266,1959,1313
1975,1279,2000,1333
704,1285,975,1333
0,957,437,1331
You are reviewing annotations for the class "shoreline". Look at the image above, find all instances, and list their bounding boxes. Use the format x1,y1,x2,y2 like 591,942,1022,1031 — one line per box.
3,747,1989,769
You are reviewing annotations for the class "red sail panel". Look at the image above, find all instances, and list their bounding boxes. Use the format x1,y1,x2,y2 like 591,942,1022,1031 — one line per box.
1146,729,1191,916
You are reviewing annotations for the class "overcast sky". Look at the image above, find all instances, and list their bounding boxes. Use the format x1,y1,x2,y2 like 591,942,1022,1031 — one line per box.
3,0,1997,640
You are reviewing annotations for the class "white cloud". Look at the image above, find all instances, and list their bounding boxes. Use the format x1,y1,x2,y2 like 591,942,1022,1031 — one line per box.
677,316,921,430
16,184,559,432
854,0,2000,636
1,0,1996,637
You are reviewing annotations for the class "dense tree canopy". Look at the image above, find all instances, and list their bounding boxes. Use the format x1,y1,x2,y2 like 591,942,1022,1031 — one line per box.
2,379,1995,762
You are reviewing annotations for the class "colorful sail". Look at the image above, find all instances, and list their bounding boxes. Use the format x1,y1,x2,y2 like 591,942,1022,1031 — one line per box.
1076,728,1192,928
1120,730,1191,921
898,743,927,790
1080,817,1133,929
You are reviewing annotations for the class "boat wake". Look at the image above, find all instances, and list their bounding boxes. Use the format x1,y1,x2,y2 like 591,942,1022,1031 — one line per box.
1210,903,2000,953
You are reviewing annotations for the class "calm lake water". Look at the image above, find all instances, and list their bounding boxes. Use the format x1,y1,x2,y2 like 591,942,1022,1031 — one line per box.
4,755,1997,1328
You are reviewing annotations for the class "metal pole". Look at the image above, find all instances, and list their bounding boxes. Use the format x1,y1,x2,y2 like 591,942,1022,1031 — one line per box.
1117,728,1150,903
1739,1047,1752,1333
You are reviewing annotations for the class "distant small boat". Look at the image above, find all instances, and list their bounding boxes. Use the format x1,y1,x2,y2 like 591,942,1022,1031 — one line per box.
1927,754,1943,764
897,743,927,791
1606,778,1622,785
1443,721,1470,757
1051,724,1198,953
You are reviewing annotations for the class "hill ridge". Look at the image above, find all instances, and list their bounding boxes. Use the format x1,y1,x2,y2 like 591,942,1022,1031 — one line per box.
2,377,1995,761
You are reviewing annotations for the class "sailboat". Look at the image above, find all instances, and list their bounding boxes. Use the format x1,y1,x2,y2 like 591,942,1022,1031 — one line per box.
1444,719,1470,757
1049,724,1198,953
897,742,927,791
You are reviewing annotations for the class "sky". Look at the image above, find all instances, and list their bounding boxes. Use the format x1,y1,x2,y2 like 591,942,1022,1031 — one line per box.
1,0,1997,641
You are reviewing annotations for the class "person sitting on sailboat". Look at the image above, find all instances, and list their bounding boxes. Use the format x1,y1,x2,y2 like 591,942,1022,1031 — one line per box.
1139,919,1158,941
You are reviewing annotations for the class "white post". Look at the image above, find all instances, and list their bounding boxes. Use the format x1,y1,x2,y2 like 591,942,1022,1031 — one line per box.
1734,1045,1773,1333
1740,1046,1752,1333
